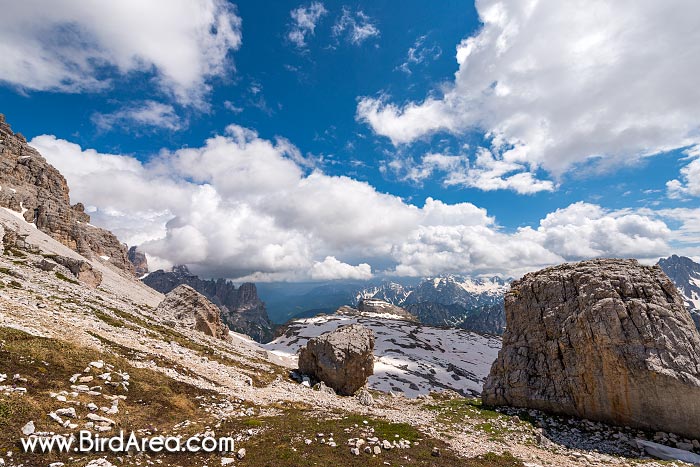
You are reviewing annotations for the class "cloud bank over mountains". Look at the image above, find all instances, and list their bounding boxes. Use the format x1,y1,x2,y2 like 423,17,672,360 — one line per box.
31,129,686,281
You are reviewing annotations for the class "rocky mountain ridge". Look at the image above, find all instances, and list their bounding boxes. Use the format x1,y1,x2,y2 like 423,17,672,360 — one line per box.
354,275,509,334
658,254,700,328
143,265,275,343
0,114,134,275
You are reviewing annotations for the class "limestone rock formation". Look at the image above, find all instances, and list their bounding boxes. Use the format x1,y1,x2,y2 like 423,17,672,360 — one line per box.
51,255,103,288
0,114,134,274
127,246,149,277
298,324,374,396
155,284,230,340
143,266,274,342
482,258,700,439
357,298,417,321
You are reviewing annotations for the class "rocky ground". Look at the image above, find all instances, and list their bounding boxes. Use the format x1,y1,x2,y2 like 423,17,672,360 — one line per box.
0,208,694,467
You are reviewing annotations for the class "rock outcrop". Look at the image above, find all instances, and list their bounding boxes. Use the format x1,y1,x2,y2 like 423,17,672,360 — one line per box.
51,255,103,288
357,298,417,320
298,324,374,396
483,258,700,439
155,285,230,340
0,114,134,274
143,266,274,342
127,246,149,277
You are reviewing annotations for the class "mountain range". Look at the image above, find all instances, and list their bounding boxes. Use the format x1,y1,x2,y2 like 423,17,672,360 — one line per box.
658,254,700,328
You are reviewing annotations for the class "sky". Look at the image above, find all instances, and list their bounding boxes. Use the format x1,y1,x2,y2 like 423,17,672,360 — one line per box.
1,0,699,282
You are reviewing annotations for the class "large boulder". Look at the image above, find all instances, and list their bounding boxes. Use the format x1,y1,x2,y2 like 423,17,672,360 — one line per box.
156,285,230,340
298,324,374,395
482,258,700,439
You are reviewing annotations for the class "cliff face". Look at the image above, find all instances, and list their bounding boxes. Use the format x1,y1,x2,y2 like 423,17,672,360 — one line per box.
483,258,700,439
128,246,149,277
0,114,134,274
142,266,275,343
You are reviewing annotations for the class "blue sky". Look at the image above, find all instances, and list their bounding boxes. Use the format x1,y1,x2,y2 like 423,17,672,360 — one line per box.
1,0,699,281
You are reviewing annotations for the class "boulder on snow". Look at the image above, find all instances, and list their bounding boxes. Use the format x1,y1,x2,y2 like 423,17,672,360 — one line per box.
298,323,374,396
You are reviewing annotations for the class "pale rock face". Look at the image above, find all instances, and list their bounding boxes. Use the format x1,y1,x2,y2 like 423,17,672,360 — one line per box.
0,115,134,274
298,323,374,396
127,246,149,277
483,258,700,439
155,284,230,341
357,298,416,321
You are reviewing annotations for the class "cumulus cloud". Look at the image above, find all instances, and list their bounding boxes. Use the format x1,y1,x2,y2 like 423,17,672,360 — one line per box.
92,101,183,132
287,2,328,48
0,0,242,106
358,0,700,192
667,145,700,198
386,149,554,194
30,129,678,281
311,256,372,280
332,8,380,45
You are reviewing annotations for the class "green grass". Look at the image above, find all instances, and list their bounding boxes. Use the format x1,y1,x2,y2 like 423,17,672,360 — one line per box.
54,271,78,284
0,326,237,467
217,409,525,467
424,397,535,442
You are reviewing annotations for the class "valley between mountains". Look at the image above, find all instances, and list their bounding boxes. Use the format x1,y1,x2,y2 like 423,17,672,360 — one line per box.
2,114,700,467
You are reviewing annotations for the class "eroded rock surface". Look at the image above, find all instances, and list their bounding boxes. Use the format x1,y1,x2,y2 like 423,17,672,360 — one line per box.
483,258,700,439
127,246,148,277
298,323,374,396
143,266,274,342
156,284,230,340
0,115,133,274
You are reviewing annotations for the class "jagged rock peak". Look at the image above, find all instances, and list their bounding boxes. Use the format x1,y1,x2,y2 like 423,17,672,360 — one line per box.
483,258,700,439
658,254,700,328
0,115,134,274
142,266,274,343
155,284,230,341
127,246,148,277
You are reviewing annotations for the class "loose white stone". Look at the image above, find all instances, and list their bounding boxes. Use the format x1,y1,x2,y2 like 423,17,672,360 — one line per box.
56,408,76,418
21,421,35,436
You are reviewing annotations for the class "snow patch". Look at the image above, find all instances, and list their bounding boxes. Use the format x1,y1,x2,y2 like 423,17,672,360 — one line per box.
265,313,501,398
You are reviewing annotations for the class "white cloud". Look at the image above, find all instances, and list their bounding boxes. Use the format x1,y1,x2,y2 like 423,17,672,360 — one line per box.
358,0,700,191
397,35,442,74
0,0,242,106
311,256,372,280
29,129,681,281
92,101,182,132
387,148,554,194
667,145,700,198
288,2,328,48
332,8,380,45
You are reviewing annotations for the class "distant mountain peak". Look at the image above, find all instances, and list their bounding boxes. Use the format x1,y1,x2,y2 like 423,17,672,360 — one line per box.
657,254,700,328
